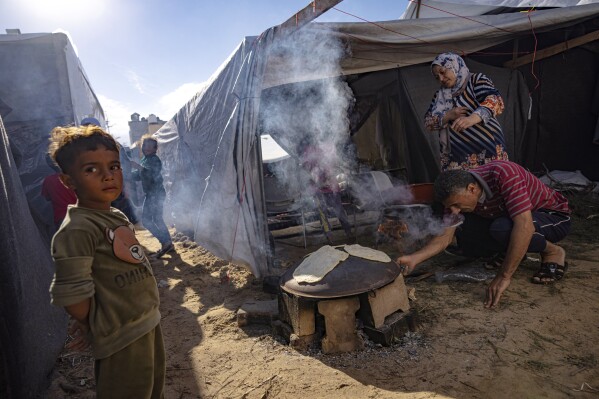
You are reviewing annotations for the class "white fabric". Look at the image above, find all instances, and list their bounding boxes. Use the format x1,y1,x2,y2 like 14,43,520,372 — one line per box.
539,170,593,189
261,134,290,163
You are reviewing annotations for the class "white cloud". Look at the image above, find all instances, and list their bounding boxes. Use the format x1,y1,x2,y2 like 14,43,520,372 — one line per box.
126,70,146,94
158,82,206,120
97,94,133,146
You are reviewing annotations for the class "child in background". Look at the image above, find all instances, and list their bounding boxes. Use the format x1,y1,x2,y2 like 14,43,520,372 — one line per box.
131,136,174,258
41,155,77,229
48,125,165,398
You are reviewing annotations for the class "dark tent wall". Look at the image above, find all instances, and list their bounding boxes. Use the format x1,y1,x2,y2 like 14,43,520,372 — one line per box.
467,17,599,180
520,47,599,179
261,57,529,186
0,115,67,398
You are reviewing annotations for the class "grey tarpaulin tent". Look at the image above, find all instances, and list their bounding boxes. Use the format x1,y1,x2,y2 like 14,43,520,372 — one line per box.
0,32,105,396
400,0,599,20
0,32,106,242
0,113,68,398
155,4,599,278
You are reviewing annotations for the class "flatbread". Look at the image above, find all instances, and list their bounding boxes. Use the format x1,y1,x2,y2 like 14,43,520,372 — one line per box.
343,244,391,263
293,245,349,284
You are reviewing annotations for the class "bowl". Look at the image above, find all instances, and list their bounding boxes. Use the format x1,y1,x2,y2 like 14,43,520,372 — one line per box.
409,183,434,204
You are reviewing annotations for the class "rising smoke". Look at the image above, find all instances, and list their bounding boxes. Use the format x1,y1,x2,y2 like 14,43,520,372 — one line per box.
259,26,356,210
259,26,447,245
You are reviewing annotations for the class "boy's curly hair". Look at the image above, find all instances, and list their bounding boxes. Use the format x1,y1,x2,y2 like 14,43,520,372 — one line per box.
48,125,120,173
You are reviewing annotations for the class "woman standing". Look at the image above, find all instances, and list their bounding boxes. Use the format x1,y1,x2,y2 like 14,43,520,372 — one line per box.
424,52,509,171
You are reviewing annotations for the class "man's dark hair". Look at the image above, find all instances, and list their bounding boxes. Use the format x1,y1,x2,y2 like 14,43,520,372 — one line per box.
434,169,476,203
48,125,120,173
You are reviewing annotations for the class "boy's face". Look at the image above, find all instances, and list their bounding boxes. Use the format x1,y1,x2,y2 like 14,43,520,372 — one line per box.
60,145,122,210
142,140,157,156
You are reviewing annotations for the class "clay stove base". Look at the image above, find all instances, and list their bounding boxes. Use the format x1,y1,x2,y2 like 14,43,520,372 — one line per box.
362,309,419,346
276,274,413,353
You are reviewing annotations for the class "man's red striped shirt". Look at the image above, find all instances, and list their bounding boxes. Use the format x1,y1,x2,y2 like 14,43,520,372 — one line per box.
469,161,570,219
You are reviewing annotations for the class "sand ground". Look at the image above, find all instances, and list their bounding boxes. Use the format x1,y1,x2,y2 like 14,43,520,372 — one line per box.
45,194,599,399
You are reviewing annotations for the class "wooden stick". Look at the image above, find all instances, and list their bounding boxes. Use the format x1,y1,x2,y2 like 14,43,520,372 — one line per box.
504,30,599,69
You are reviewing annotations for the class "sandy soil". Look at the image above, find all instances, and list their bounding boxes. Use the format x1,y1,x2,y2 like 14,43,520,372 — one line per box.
45,194,599,399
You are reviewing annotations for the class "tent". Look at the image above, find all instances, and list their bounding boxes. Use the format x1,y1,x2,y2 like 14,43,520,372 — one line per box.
0,32,105,397
400,0,599,19
155,3,599,278
0,32,106,241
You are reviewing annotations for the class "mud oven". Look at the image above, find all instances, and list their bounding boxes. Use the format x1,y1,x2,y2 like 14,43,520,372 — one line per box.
273,250,417,354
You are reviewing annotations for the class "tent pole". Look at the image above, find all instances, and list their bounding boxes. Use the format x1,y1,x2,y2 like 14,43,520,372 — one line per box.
277,0,345,34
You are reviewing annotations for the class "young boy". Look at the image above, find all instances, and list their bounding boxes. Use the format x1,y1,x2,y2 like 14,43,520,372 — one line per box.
131,136,173,258
48,125,165,398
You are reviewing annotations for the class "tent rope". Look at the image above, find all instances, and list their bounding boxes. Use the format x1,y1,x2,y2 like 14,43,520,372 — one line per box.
329,2,550,61
526,9,540,93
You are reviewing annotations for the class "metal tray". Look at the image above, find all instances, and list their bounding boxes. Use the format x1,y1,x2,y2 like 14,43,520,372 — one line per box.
280,254,400,299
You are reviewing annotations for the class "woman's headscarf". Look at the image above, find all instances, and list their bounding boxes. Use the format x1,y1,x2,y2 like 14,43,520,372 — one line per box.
431,52,470,99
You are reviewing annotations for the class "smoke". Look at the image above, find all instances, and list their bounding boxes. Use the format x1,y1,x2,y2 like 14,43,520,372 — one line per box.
381,205,450,254
259,27,355,209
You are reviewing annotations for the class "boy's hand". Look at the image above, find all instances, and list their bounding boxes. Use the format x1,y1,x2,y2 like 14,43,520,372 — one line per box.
65,319,90,352
130,161,141,169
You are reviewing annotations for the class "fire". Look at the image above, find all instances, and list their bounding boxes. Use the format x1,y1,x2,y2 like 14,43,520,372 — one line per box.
377,220,408,240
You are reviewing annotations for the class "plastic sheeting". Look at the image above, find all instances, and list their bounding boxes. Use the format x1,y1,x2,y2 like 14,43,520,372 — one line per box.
0,32,105,396
400,0,599,20
0,115,68,398
0,32,105,240
264,4,599,88
155,33,273,277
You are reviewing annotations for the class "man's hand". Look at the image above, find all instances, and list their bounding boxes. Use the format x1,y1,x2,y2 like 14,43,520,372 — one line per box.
396,255,417,276
485,275,511,308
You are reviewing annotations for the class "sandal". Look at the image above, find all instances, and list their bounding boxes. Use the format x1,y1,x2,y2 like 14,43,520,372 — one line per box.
531,262,568,284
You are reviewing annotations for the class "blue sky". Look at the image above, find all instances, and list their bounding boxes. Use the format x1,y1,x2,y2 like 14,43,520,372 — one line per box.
0,0,408,144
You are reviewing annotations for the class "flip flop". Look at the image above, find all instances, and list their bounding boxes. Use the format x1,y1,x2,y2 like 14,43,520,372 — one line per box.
156,243,174,259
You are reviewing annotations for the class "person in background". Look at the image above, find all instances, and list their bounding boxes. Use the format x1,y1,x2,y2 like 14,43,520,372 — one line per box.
41,155,77,229
300,141,352,242
397,160,570,308
48,124,165,398
131,135,174,258
424,52,509,171
80,117,139,224
111,146,139,224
